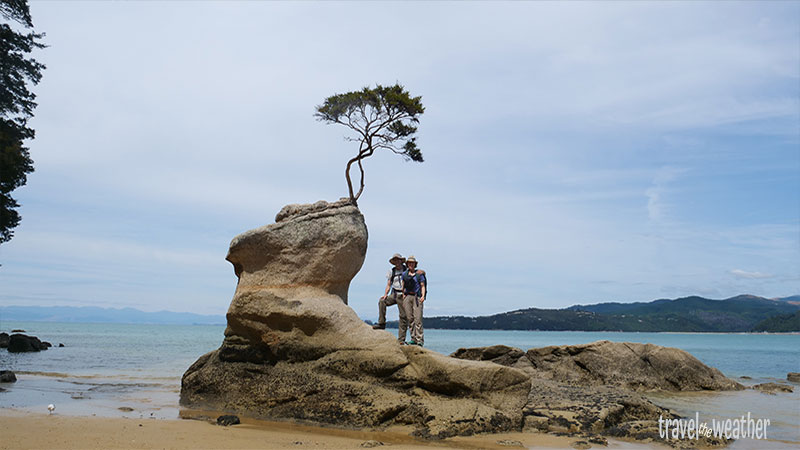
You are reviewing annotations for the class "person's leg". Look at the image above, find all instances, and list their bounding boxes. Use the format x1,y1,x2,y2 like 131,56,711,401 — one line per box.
375,297,388,328
393,292,408,343
408,296,421,345
402,294,415,343
407,295,421,344
413,298,424,346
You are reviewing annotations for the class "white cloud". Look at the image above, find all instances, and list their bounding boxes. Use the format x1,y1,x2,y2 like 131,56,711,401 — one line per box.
729,269,774,280
646,167,687,222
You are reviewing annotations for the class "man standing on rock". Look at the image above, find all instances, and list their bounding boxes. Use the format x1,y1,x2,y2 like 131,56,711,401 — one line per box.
402,256,427,347
373,254,410,343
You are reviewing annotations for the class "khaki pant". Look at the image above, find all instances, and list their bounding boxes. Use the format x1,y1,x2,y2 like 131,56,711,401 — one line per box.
403,294,424,345
378,291,408,343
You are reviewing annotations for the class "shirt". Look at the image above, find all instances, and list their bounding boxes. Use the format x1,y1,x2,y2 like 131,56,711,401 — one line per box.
402,270,426,296
387,267,403,292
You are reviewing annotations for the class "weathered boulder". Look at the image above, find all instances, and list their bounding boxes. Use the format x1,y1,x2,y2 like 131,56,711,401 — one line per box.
7,334,49,353
455,341,742,392
0,332,8,348
788,372,800,383
181,200,530,438
0,370,16,383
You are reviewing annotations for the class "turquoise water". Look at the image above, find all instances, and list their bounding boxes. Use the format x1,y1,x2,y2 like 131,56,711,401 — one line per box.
420,329,800,379
1,322,798,447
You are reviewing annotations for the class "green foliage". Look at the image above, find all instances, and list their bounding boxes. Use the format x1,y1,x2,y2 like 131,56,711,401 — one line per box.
0,0,45,244
315,84,424,204
752,311,800,332
389,295,800,332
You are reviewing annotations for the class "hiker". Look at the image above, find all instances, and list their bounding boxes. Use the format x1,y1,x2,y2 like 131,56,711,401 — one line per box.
402,255,427,346
373,254,409,343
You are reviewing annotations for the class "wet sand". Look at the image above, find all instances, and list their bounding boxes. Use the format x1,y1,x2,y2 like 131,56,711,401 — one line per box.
0,408,668,450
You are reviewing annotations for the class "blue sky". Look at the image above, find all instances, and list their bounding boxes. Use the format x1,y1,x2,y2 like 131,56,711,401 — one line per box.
1,1,798,319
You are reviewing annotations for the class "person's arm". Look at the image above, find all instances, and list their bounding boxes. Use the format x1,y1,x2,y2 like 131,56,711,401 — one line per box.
419,275,427,303
381,270,393,299
381,277,391,300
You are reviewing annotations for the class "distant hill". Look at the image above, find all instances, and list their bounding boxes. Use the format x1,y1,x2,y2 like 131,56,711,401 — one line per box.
775,295,800,305
400,294,800,332
0,306,226,325
752,311,800,332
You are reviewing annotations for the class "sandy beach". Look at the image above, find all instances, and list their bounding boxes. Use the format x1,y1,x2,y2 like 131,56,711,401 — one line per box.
0,408,669,450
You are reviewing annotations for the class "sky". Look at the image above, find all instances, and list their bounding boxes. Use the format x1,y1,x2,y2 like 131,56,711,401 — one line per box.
0,1,798,319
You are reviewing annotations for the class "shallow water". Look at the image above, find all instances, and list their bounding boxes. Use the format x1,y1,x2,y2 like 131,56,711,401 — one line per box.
1,322,798,447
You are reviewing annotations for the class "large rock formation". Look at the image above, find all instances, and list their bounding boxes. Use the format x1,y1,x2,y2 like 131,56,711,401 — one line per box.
181,200,530,438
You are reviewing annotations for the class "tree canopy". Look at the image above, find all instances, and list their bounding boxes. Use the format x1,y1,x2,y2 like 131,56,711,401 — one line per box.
315,84,424,204
0,0,45,244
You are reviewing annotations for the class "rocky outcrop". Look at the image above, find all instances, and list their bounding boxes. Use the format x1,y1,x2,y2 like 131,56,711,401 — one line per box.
181,200,530,438
454,341,743,392
7,334,50,353
788,372,800,383
752,382,793,394
0,332,8,348
452,343,737,448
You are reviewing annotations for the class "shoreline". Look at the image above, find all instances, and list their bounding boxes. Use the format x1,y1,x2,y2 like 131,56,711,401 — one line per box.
3,321,800,335
420,329,800,335
0,408,669,450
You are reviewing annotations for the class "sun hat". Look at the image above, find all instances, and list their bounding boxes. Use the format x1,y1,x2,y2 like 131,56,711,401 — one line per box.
406,255,418,264
389,253,405,264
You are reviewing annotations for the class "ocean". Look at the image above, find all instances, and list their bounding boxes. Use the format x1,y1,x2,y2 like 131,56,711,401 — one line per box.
1,322,798,449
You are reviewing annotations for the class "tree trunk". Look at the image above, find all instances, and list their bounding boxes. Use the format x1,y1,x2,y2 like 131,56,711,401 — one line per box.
345,156,358,205
354,157,365,201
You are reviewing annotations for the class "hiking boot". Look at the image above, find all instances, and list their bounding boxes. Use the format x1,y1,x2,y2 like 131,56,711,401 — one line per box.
407,340,418,346
372,323,386,330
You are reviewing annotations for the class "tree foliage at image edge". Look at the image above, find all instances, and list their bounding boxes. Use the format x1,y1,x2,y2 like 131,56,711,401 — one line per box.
0,0,45,244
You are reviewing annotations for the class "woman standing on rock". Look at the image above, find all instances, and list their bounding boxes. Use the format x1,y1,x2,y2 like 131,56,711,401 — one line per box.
402,256,427,346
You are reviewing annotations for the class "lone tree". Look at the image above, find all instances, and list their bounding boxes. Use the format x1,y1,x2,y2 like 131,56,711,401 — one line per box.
0,0,45,244
315,84,424,205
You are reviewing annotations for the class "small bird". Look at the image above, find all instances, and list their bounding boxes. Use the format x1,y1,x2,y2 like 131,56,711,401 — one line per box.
47,404,55,414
